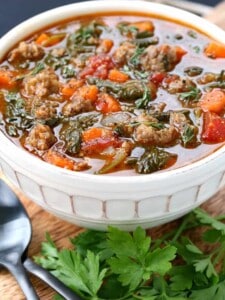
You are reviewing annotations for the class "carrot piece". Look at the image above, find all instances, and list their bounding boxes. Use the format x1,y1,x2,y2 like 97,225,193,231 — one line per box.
43,149,75,170
108,69,129,83
78,85,99,102
100,39,114,53
35,33,65,47
200,89,225,113
82,127,112,143
35,33,49,45
131,21,154,33
61,79,84,98
0,69,17,89
204,41,225,59
96,93,121,114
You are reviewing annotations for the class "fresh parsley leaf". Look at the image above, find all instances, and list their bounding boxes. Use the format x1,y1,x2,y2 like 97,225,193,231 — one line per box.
57,249,107,296
173,237,203,264
189,279,225,300
193,257,218,280
107,227,176,291
169,265,195,291
145,245,177,276
71,230,112,261
35,208,225,300
202,229,222,243
34,232,59,269
194,208,225,235
136,276,187,300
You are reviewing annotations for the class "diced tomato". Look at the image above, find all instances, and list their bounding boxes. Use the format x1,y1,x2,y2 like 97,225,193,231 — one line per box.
79,54,114,79
82,127,122,154
199,89,225,114
162,74,178,85
150,72,166,86
96,93,121,114
202,112,225,143
0,69,17,89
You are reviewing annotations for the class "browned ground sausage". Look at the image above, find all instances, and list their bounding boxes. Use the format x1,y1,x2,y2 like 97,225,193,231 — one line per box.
8,41,44,62
26,123,56,150
23,68,60,98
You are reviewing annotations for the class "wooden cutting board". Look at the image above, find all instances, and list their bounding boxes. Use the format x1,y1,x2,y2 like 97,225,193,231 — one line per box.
1,3,225,299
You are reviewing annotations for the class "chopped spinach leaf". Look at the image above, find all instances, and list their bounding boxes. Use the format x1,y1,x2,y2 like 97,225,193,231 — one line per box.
61,65,76,78
179,87,202,102
188,30,197,39
122,65,149,80
117,22,138,36
184,66,203,77
135,84,152,108
193,46,201,54
68,21,105,49
129,147,176,174
181,124,196,146
129,47,145,66
31,62,45,75
60,124,81,155
130,121,165,129
45,54,69,70
5,92,34,133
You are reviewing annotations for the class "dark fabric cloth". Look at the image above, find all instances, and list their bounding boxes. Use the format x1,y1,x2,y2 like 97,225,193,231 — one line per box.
0,0,220,37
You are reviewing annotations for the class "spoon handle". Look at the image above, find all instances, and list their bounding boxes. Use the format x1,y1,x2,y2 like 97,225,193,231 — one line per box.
24,258,82,300
4,259,39,300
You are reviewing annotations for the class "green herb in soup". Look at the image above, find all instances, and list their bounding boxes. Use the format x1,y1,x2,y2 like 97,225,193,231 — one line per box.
1,14,225,175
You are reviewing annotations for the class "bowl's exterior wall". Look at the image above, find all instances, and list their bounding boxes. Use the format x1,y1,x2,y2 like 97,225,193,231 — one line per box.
1,1,225,230
1,153,224,230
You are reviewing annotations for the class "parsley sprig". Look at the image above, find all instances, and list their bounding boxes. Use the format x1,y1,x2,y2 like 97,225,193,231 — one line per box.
35,208,225,299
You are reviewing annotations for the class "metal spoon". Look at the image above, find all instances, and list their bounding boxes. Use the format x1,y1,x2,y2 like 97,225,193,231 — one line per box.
0,179,81,300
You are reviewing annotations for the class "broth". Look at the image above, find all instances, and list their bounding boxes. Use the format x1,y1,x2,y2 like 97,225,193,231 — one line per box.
0,13,225,175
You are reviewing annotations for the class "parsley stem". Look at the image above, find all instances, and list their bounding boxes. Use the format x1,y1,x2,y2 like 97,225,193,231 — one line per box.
216,214,225,221
171,214,192,243
212,242,225,266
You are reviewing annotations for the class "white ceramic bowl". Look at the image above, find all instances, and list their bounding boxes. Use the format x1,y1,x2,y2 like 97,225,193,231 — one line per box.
1,1,225,230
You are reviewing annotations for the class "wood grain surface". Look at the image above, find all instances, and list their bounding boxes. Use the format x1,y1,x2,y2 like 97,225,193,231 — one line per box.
1,2,225,299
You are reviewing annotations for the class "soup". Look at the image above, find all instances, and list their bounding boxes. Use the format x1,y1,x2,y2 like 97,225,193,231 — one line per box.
0,13,225,175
